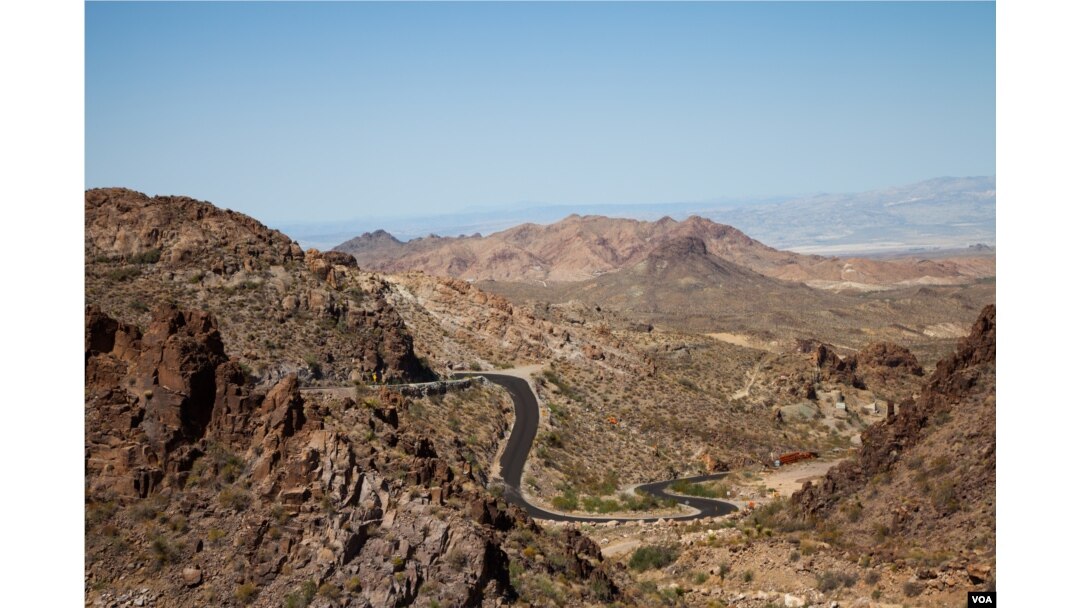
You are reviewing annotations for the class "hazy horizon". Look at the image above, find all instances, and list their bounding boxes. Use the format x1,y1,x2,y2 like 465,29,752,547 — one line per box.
87,2,994,224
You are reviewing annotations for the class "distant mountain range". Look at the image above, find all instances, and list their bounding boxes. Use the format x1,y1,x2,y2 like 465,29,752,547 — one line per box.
281,176,995,254
333,213,995,290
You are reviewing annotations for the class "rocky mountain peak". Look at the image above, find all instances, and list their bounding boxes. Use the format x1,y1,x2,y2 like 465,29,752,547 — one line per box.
647,235,709,260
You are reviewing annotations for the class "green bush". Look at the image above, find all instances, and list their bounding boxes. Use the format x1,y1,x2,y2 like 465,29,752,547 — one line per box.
129,248,161,264
303,354,323,379
149,534,179,566
670,479,720,498
552,487,579,511
207,528,226,544
629,544,679,572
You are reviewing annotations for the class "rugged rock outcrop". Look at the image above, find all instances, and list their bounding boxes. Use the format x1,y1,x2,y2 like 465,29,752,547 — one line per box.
849,341,923,398
791,305,996,565
853,342,923,378
794,339,861,387
86,306,615,607
85,187,303,271
86,303,257,498
791,338,923,398
85,188,433,384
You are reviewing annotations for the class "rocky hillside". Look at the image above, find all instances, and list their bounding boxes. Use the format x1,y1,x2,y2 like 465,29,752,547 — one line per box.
333,214,994,289
383,272,647,375
86,188,431,384
563,236,835,327
85,304,618,607
792,304,996,579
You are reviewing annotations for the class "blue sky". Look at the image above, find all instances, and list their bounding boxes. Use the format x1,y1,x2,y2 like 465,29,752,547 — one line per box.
86,2,995,223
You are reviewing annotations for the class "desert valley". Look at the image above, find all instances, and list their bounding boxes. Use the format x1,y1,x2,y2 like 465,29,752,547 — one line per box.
85,185,994,608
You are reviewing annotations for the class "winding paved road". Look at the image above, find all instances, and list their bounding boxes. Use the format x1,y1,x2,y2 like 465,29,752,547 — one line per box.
461,372,739,523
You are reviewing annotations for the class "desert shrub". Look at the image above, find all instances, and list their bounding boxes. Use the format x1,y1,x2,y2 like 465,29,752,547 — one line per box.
587,469,620,495
589,576,615,601
677,377,699,392
345,576,363,592
540,369,584,402
931,480,960,514
149,534,180,566
86,500,118,527
128,495,167,521
746,498,789,530
303,354,323,379
621,490,676,511
552,487,579,511
741,570,754,583
629,544,679,571
865,570,881,585
670,479,720,498
107,266,141,282
318,583,341,600
234,583,258,605
218,485,252,512
168,514,188,532
447,549,469,570
207,528,226,544
930,455,954,475
581,496,621,513
283,581,318,608
903,581,924,597
129,248,161,264
843,500,863,522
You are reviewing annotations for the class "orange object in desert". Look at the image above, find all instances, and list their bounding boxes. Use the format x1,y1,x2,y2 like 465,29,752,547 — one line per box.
777,451,816,466
607,416,618,425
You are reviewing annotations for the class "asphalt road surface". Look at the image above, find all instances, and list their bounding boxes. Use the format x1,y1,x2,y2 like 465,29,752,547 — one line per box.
460,372,738,523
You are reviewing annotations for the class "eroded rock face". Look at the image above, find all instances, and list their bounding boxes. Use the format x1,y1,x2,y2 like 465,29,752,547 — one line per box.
793,338,924,398
85,188,434,384
792,305,996,533
85,188,302,271
85,303,256,497
854,342,923,376
795,339,860,387
86,305,613,607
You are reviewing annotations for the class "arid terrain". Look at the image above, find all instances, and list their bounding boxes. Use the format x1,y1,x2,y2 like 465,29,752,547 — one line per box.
86,188,994,607
334,213,994,289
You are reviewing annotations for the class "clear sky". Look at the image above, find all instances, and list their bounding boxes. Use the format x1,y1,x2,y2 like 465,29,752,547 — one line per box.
86,1,995,224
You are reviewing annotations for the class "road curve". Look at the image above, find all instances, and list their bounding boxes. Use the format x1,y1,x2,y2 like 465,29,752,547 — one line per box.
460,372,739,523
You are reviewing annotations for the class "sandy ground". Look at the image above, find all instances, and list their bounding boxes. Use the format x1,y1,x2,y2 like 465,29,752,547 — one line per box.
756,459,839,497
704,332,780,353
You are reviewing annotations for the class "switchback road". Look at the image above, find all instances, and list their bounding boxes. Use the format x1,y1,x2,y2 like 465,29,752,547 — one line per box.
461,372,738,523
